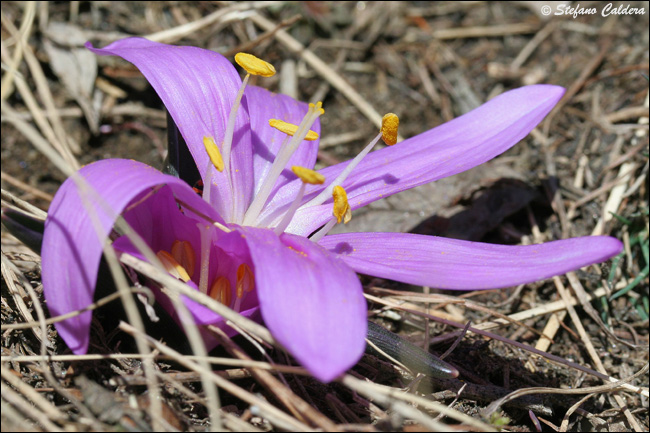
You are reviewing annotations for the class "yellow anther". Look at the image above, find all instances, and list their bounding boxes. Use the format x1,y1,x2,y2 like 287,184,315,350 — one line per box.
156,250,191,282
268,119,319,141
309,101,325,116
291,166,325,185
332,185,352,224
234,53,276,77
203,136,224,172
236,264,255,299
209,276,232,306
381,113,399,146
171,240,196,279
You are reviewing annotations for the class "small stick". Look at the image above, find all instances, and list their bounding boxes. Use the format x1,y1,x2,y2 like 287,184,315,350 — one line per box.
553,277,644,431
366,292,649,397
119,322,314,432
510,21,556,70
0,383,63,432
1,171,53,202
207,325,339,431
605,106,649,124
432,23,539,40
144,2,283,44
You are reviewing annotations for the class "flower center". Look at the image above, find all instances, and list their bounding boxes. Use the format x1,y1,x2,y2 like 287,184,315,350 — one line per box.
241,103,324,226
259,112,398,235
158,235,255,311
203,53,399,241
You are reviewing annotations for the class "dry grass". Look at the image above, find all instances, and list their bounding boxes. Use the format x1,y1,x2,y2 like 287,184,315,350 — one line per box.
2,1,648,431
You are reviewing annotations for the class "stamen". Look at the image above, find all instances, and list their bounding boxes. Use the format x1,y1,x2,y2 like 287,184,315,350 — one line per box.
233,263,255,311
302,112,399,209
202,161,213,204
209,276,233,306
203,136,224,172
156,250,191,282
221,74,249,177
242,102,325,226
309,185,351,242
291,166,325,185
223,54,275,223
236,263,255,298
198,223,212,295
274,166,326,234
309,219,336,243
381,113,399,146
332,186,352,224
269,119,319,141
171,240,196,279
235,53,276,77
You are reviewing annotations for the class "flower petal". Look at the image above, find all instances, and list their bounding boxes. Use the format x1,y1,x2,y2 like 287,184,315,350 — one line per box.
42,159,221,354
115,184,202,255
245,86,320,197
86,37,253,221
233,227,367,382
264,85,565,235
319,232,623,290
151,282,262,350
113,227,261,345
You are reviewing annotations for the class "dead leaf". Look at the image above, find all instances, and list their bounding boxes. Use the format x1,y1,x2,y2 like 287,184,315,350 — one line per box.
43,22,99,133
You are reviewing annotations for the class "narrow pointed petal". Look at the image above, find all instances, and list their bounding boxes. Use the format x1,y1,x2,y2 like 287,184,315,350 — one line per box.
319,233,622,290
42,159,221,354
265,85,565,235
86,38,253,220
245,86,320,197
234,227,367,382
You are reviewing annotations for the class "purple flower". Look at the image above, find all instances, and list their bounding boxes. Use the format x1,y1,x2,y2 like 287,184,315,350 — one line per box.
42,38,622,383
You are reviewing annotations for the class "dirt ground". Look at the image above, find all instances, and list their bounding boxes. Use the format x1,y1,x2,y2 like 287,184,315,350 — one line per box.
1,1,648,431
